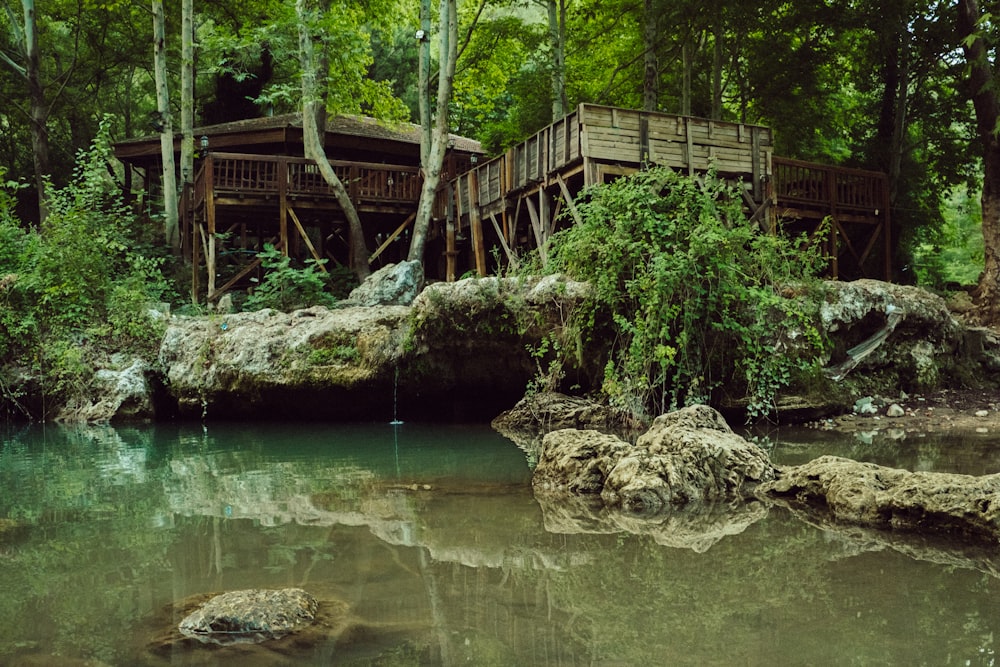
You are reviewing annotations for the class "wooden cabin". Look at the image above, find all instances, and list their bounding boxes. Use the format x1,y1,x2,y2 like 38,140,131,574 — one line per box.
115,105,891,304
448,104,892,281
114,113,483,301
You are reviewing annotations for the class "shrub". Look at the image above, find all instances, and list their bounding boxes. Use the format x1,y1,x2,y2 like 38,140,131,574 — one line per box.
242,244,338,312
544,166,828,421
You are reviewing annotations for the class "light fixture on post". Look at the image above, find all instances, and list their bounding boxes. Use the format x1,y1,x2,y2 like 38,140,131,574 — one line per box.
200,135,209,154
415,29,427,41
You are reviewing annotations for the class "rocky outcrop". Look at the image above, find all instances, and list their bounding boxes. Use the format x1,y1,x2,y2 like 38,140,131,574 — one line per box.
491,391,642,456
761,455,1000,543
156,274,589,421
178,588,318,645
348,260,424,306
533,405,777,515
533,404,1000,547
55,357,155,423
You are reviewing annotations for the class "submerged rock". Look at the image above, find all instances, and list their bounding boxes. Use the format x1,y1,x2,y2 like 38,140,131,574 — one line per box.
761,455,1000,543
533,405,777,515
178,588,318,645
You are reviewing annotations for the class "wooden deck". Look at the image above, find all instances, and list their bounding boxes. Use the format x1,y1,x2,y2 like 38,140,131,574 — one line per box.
445,104,890,281
185,152,424,301
180,106,892,302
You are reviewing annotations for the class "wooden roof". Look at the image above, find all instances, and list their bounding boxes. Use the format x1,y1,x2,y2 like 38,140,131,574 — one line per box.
114,112,482,167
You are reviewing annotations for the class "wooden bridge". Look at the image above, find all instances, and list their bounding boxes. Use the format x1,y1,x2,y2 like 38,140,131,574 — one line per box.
445,104,891,282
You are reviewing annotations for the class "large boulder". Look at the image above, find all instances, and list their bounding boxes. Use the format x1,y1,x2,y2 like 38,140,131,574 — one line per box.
55,357,154,422
533,405,777,515
348,260,424,306
761,455,1000,543
178,588,319,645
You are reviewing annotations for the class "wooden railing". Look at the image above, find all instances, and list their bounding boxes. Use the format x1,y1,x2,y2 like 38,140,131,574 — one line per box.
196,152,422,205
772,157,887,215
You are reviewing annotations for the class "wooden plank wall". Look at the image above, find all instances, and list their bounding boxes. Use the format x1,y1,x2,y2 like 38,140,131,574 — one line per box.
579,105,772,197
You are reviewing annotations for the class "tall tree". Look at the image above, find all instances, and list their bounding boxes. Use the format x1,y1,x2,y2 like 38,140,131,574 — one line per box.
0,0,50,223
152,0,179,251
408,0,458,264
957,0,1000,321
179,0,194,188
296,0,370,281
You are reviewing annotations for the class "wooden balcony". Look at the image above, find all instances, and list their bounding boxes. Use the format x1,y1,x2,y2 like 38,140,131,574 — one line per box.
192,152,422,213
770,157,891,279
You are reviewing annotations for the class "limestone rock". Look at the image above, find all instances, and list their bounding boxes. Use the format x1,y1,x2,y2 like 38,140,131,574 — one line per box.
55,358,153,422
178,588,318,645
491,391,642,455
601,405,777,513
761,455,1000,542
349,260,424,306
532,405,777,516
533,429,631,495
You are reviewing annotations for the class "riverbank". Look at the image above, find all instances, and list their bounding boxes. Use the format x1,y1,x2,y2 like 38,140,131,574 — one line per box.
804,386,1000,435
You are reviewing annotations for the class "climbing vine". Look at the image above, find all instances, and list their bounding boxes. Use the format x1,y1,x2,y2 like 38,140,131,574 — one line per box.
545,166,829,420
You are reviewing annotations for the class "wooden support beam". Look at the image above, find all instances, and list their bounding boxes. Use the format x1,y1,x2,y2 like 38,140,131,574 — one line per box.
556,173,583,226
468,170,487,276
287,206,328,273
369,212,416,264
208,240,285,303
525,195,546,264
205,155,217,303
447,182,458,282
489,212,519,269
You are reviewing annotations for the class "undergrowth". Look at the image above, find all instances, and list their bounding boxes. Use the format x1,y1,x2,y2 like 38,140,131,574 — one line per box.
541,166,830,421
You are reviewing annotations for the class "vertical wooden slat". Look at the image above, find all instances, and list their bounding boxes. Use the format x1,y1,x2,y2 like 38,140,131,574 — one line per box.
468,170,487,276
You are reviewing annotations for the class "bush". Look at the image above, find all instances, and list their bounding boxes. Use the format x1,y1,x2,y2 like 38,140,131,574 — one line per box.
544,166,828,421
242,244,338,312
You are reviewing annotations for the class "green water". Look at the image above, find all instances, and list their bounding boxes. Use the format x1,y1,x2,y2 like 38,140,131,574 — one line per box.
1,421,999,666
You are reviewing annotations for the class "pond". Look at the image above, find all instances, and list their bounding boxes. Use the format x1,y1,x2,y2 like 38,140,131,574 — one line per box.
1,420,999,666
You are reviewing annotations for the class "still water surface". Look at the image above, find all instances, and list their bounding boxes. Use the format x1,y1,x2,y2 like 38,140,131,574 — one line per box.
1,421,999,666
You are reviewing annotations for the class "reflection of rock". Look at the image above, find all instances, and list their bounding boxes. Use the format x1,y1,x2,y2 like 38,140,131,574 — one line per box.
534,405,776,515
178,588,318,645
535,491,768,553
761,455,1000,542
491,391,643,455
773,502,1000,580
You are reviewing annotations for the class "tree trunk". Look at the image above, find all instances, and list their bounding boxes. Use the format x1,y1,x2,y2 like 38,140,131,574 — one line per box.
296,0,370,281
21,0,48,224
180,0,194,188
152,0,179,252
957,0,1000,323
711,19,724,120
549,0,566,120
681,40,692,116
419,0,431,166
642,0,657,112
408,0,458,264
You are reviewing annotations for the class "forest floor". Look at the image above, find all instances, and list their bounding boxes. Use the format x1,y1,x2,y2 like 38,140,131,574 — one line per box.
807,386,1000,435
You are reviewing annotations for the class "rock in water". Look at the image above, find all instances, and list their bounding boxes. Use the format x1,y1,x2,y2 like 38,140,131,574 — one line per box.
533,404,777,515
178,588,318,645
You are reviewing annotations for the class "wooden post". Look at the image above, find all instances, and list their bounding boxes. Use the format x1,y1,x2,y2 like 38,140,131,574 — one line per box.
468,170,487,276
278,157,289,256
827,167,838,279
751,127,762,202
446,181,457,281
882,175,892,281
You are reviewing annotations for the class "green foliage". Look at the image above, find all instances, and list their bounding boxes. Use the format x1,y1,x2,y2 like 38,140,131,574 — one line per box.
544,166,828,420
0,121,170,415
912,185,984,287
242,244,338,312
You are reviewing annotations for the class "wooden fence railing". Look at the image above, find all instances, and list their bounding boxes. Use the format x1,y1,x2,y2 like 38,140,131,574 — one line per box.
771,157,887,216
195,152,422,205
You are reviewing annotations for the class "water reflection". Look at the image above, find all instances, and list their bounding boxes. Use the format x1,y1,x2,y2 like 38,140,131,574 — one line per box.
0,422,999,665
